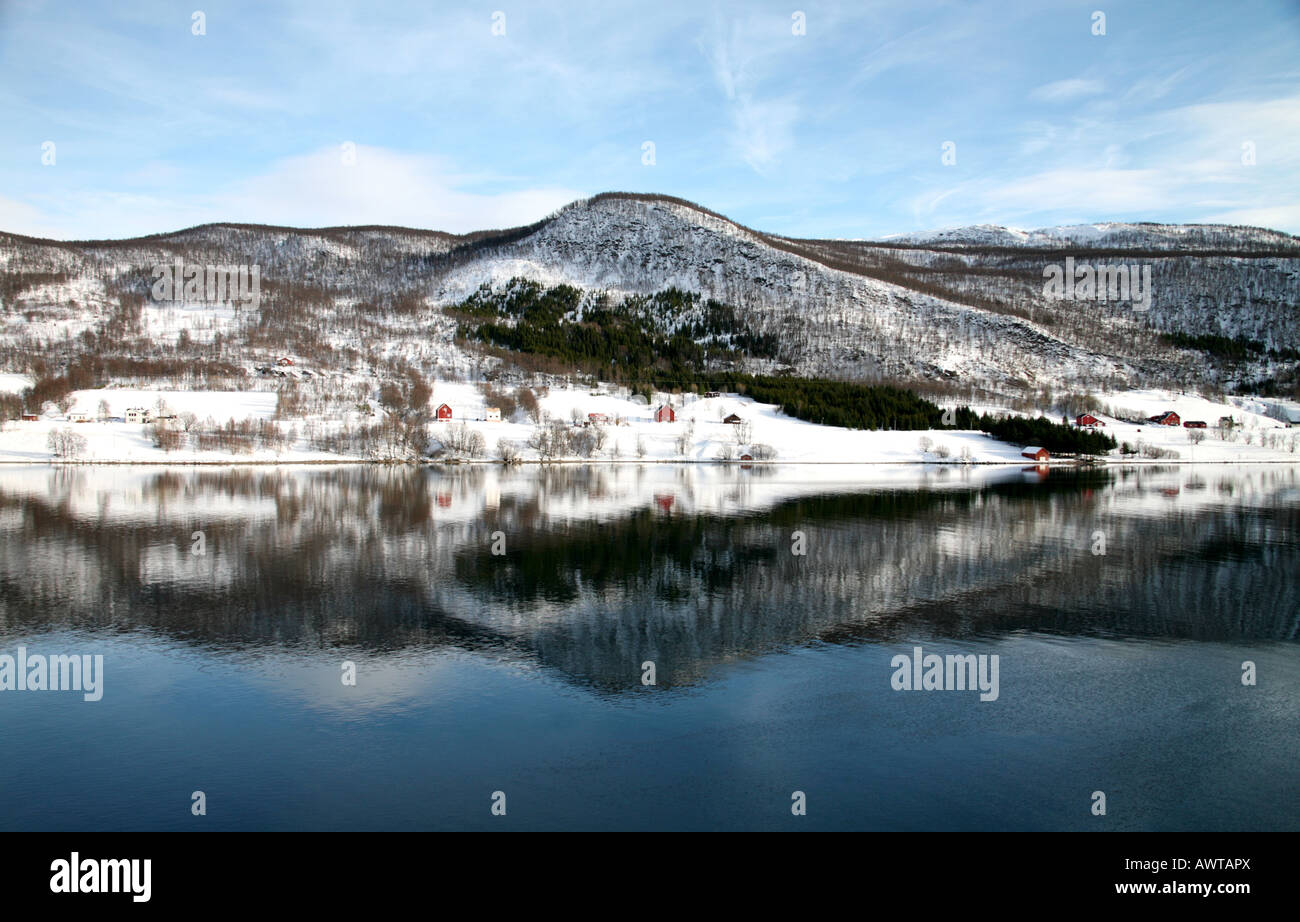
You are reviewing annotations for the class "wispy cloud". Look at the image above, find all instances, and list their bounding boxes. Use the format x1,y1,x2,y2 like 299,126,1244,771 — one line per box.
2,0,1299,238
1030,78,1105,102
700,12,803,173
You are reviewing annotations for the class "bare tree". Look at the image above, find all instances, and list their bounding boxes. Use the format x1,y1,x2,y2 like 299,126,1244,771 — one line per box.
150,422,183,452
517,388,541,423
438,422,486,459
47,428,88,459
497,438,520,463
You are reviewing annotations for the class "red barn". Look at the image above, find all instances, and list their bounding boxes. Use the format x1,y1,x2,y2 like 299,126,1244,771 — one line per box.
1075,413,1104,427
723,413,743,425
654,405,675,423
435,403,453,421
1021,446,1050,462
1148,411,1180,426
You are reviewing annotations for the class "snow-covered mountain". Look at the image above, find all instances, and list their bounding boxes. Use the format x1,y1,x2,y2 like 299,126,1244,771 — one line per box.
1,192,1297,400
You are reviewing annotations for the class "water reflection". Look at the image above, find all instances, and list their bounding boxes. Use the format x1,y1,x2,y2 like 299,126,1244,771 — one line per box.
1,464,1297,692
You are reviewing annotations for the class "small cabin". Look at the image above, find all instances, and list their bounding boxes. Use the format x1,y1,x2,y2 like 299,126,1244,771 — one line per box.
723,413,743,425
124,408,152,424
739,453,754,462
485,407,501,422
1183,420,1207,429
654,405,676,423
703,391,721,398
21,413,39,422
587,412,611,424
1075,413,1104,428
435,403,453,421
276,357,295,367
69,412,92,424
1148,411,1180,426
1021,446,1050,462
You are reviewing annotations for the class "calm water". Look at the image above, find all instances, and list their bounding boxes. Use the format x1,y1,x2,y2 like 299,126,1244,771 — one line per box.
1,463,1297,831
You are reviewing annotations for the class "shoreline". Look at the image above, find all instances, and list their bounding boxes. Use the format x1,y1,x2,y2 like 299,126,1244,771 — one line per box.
2,458,1296,468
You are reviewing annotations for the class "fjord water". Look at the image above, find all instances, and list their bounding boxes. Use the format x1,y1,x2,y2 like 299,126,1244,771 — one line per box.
1,463,1297,831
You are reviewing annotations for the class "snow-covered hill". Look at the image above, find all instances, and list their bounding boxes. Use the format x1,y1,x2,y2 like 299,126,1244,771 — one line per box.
1,191,1297,408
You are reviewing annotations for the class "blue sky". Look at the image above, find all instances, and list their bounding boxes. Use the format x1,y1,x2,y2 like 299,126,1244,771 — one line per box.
3,0,1299,239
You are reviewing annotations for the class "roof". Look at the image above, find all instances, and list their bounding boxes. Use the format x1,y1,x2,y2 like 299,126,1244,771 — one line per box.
1022,446,1046,454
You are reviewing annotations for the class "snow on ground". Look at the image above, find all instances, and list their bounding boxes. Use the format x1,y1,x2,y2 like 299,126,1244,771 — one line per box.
65,389,278,421
0,381,1296,465
63,387,279,418
0,373,32,394
1089,387,1297,462
140,302,244,345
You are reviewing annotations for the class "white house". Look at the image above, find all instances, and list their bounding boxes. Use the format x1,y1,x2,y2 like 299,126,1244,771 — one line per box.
124,407,152,424
485,407,502,422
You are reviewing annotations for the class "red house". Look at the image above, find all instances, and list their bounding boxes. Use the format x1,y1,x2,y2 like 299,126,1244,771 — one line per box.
1075,413,1104,427
435,403,453,421
722,413,743,425
654,405,676,423
1148,411,1180,426
1021,446,1050,462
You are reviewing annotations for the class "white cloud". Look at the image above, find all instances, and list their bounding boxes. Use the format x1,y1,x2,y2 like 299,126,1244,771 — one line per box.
701,14,801,173
1202,204,1300,231
224,146,579,232
0,147,581,240
1030,78,1105,102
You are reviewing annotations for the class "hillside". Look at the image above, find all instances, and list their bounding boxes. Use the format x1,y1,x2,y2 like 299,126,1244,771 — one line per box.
1,192,1297,429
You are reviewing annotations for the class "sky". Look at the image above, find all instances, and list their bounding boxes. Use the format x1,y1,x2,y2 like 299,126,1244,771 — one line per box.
2,0,1299,240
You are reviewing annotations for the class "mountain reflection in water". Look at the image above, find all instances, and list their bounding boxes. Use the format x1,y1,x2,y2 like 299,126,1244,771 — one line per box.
1,463,1297,831
2,464,1297,690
